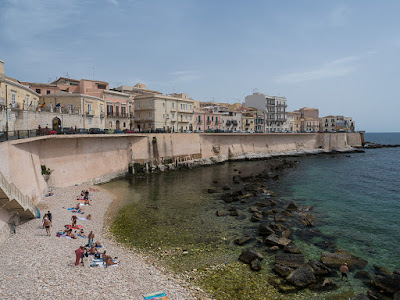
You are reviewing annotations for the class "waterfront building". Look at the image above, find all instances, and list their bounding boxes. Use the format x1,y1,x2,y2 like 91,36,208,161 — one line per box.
241,110,255,132
299,107,319,132
0,60,41,133
223,110,242,132
194,106,225,132
244,92,287,132
134,92,195,132
319,115,355,132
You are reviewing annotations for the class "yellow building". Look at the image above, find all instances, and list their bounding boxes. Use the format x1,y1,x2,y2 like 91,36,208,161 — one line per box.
241,110,255,132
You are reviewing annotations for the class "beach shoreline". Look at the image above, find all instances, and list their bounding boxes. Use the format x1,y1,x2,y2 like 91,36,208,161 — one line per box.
0,183,207,299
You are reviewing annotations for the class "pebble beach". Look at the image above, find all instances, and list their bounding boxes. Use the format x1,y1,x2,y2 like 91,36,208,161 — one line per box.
0,184,205,299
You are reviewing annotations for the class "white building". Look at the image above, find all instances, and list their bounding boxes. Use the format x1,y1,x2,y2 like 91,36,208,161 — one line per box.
245,92,287,132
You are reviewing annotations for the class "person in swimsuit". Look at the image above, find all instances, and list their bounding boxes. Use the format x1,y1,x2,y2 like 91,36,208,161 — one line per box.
86,214,92,220
88,231,94,248
340,263,349,281
43,216,52,236
71,215,77,227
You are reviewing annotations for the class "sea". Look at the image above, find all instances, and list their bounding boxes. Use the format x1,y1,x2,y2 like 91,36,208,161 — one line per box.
103,132,400,299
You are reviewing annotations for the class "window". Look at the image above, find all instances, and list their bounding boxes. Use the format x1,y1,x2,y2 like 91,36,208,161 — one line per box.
26,95,29,104
36,89,41,94
172,102,174,108
107,104,113,115
163,114,165,119
88,117,92,125
148,112,151,117
109,122,112,127
98,84,106,89
87,103,92,114
137,101,140,108
172,113,175,119
11,91,16,105
198,116,201,122
123,122,126,127
46,90,50,94
163,102,165,107
148,100,151,108
100,104,103,114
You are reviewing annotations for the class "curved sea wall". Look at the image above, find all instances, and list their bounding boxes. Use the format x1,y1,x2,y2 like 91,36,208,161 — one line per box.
0,132,362,242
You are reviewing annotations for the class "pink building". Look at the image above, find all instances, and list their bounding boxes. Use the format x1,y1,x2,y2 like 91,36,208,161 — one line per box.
194,108,225,132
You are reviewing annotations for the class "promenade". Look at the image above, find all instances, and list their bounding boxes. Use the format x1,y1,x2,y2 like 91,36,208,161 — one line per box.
0,184,202,299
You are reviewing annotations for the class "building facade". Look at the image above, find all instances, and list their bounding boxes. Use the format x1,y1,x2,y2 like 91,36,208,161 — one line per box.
319,115,355,132
299,107,319,132
245,92,287,132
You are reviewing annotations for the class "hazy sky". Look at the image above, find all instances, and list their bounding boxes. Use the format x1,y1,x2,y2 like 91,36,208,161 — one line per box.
1,0,399,132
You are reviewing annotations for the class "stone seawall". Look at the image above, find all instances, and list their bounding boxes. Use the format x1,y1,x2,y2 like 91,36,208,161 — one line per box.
0,132,362,241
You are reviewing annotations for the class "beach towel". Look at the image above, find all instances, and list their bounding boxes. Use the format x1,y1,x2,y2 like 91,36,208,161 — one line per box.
143,291,169,300
79,203,90,206
77,234,86,239
77,199,91,202
66,225,83,229
77,217,89,221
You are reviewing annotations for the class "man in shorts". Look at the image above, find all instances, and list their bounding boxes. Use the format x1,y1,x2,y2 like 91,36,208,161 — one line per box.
340,262,349,281
43,216,52,236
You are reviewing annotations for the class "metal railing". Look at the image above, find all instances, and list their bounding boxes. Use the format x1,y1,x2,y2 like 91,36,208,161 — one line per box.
0,171,38,218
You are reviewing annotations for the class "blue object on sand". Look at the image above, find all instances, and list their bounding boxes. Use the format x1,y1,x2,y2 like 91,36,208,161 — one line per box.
143,291,168,300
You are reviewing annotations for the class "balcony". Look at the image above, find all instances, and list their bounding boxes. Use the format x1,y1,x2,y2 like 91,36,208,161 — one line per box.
206,120,211,125
10,103,21,111
86,111,94,117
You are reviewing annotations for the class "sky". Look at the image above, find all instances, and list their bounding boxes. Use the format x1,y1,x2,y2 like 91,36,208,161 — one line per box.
1,0,399,132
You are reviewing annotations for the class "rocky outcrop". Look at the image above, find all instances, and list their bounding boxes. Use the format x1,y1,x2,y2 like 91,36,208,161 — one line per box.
320,249,368,269
275,253,305,268
234,236,253,246
370,272,400,295
307,260,331,276
283,242,302,254
265,234,291,247
239,248,263,264
286,265,315,288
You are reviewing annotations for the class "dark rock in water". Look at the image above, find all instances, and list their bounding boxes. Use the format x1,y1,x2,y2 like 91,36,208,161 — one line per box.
258,223,275,236
208,188,217,193
273,263,294,277
308,259,332,276
281,228,291,239
275,253,305,268
284,243,302,254
367,290,379,300
301,213,315,226
262,209,277,216
272,175,279,181
371,272,400,295
274,214,286,223
314,240,336,251
350,294,369,300
373,264,392,276
320,249,368,269
216,211,228,217
221,191,241,203
394,269,400,275
233,175,241,183
234,236,254,246
286,202,299,212
270,246,280,251
268,199,278,206
255,201,269,207
249,206,261,213
212,180,218,184
265,234,291,247
239,248,263,264
316,278,337,291
286,265,315,288
250,259,262,271
229,209,239,217
302,205,313,212
354,271,372,281
251,212,263,222
222,186,231,191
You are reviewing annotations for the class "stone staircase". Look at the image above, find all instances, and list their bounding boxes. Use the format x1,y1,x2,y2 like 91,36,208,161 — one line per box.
0,171,38,219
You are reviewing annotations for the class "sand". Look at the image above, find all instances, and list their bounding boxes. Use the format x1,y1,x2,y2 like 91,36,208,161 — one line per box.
0,184,207,299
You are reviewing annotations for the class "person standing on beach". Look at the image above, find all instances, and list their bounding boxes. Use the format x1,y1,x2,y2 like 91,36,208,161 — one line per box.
340,263,349,281
75,246,85,266
88,231,94,248
43,216,52,236
47,211,52,222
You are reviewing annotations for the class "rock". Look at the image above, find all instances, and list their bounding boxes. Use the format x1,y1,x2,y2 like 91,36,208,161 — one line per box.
229,209,239,217
394,291,400,300
354,271,372,281
301,213,315,226
221,192,240,203
249,206,261,213
258,223,275,236
212,180,218,184
394,270,400,275
308,259,331,276
371,272,400,295
321,278,336,289
207,188,217,193
239,248,263,264
255,201,268,207
216,211,227,217
286,202,299,212
373,264,391,276
272,175,279,181
250,259,262,271
302,205,313,212
233,175,241,183
277,284,297,293
222,186,231,190
367,290,379,300
281,228,291,239
234,236,254,246
320,249,368,269
251,212,263,222
284,243,302,254
270,246,279,251
262,209,276,216
274,214,286,222
273,263,294,277
275,253,305,268
286,265,315,288
236,214,246,220
265,234,291,247
350,294,370,300
267,199,278,206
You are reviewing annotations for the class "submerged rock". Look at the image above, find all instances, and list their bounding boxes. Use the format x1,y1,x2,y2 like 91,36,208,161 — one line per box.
354,271,372,281
275,253,305,268
234,236,254,246
371,272,400,295
265,234,291,247
320,249,368,269
373,264,392,276
283,242,302,254
216,211,228,217
239,248,263,264
208,188,217,193
251,212,263,222
273,263,294,277
307,259,332,276
250,259,262,271
258,223,275,236
286,202,299,212
286,265,315,288
350,294,369,300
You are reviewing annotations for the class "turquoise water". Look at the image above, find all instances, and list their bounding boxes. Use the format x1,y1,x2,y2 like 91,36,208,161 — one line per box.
276,132,400,271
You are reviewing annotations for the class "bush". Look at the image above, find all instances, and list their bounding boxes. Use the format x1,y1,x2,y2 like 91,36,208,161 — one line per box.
41,165,52,175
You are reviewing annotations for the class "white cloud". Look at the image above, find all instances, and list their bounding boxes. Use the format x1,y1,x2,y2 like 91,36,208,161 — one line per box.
275,52,375,84
169,70,200,82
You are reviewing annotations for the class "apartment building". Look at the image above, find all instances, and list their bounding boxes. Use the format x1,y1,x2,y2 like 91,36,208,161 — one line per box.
134,93,195,132
298,107,319,132
244,92,287,132
286,111,301,132
319,115,355,132
241,110,255,132
194,106,225,132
